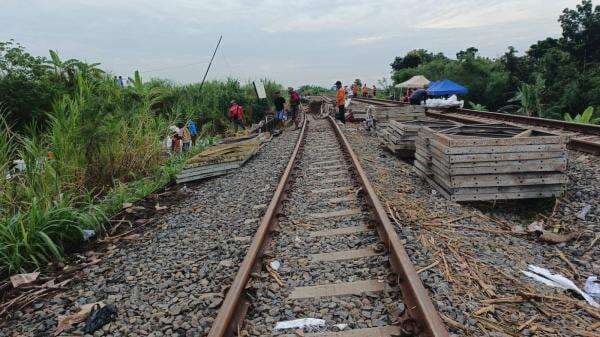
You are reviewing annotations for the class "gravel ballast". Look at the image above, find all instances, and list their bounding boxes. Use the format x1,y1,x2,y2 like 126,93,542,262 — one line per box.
343,123,599,337
1,129,299,337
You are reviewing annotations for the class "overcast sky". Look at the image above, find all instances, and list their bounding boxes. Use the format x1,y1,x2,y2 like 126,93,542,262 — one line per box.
1,0,581,88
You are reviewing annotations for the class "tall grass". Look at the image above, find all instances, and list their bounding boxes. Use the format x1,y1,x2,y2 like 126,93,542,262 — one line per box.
0,69,277,277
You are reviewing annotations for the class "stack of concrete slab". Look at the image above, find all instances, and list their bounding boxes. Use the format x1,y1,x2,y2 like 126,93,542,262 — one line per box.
379,119,458,158
415,124,568,201
176,136,261,184
369,105,425,122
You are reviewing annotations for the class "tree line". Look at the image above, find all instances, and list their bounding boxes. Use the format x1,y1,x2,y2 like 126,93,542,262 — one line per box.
390,0,599,123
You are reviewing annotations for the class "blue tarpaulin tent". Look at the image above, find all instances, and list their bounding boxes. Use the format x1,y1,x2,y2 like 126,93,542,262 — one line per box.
427,79,468,96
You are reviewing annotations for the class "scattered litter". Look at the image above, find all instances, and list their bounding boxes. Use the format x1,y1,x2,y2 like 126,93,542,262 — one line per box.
576,204,592,220
83,304,117,334
526,220,577,243
154,203,168,211
55,302,105,335
269,260,281,271
82,229,96,241
334,323,348,331
527,220,544,233
274,318,326,330
584,276,600,300
537,230,578,244
10,272,39,288
522,265,599,308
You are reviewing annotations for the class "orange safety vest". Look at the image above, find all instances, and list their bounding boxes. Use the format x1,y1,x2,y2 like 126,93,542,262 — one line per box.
336,88,346,106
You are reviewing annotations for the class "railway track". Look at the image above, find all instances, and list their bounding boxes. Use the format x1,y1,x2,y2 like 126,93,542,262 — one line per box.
352,97,600,155
208,114,449,336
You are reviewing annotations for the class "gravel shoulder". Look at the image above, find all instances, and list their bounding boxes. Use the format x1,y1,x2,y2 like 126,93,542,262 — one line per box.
1,129,300,337
343,123,599,337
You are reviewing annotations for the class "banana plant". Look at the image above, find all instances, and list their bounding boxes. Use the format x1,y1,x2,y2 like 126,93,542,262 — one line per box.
46,50,78,82
509,76,545,117
564,106,599,124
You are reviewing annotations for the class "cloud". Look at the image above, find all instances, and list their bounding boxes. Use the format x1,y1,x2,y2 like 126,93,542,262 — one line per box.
348,35,386,46
1,0,581,87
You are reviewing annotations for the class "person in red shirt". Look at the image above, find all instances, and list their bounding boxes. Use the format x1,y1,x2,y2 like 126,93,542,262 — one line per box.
362,84,368,97
228,100,244,131
351,84,359,98
335,81,346,123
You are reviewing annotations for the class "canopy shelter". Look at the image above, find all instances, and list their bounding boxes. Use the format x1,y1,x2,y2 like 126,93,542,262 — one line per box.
427,79,468,96
395,75,430,89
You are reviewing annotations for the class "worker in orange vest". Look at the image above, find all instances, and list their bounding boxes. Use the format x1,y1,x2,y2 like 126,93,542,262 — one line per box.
362,84,368,97
351,84,358,98
335,81,346,123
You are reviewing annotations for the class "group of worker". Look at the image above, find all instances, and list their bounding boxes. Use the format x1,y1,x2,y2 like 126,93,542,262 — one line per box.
350,83,377,98
169,120,198,153
273,87,301,129
334,81,378,123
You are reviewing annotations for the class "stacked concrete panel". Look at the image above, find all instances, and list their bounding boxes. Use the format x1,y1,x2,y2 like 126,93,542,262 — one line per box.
415,124,568,201
379,119,459,158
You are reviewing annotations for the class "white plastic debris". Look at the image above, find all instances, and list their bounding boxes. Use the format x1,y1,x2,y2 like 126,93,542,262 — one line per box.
522,265,599,308
13,159,26,172
269,260,281,271
274,318,326,330
334,323,348,331
82,229,96,241
576,204,592,220
584,276,600,299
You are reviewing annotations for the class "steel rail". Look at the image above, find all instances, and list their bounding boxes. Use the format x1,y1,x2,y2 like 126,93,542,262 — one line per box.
328,116,450,337
353,97,600,135
207,115,309,337
352,97,600,155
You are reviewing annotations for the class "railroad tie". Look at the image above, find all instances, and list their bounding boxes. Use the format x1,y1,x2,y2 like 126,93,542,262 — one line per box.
288,279,386,299
309,159,343,167
309,224,371,237
309,208,363,219
327,195,358,204
312,186,354,194
309,165,343,171
315,171,345,178
304,326,402,337
309,247,381,262
319,178,350,185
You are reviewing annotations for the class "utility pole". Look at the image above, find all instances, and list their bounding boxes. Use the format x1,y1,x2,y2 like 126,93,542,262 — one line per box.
198,35,223,94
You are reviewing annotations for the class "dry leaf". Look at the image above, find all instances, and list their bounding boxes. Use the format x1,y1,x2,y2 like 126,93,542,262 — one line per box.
122,234,141,241
55,302,105,335
155,204,168,211
10,272,40,288
122,202,133,209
